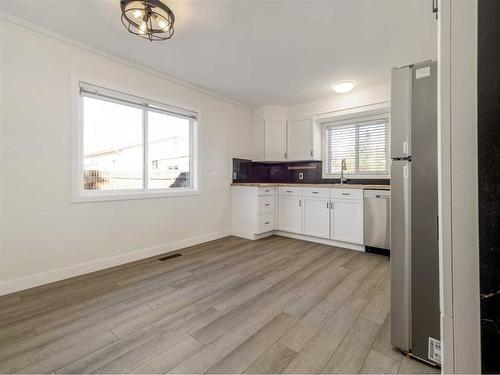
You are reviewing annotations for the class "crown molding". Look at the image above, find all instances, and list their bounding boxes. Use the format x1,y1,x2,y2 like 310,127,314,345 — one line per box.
0,11,251,110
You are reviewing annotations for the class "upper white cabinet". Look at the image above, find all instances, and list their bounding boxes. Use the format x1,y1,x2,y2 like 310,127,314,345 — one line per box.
265,121,287,161
287,119,321,161
251,106,320,162
251,120,265,160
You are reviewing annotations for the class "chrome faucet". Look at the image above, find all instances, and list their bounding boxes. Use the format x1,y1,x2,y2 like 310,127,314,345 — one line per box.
340,158,347,184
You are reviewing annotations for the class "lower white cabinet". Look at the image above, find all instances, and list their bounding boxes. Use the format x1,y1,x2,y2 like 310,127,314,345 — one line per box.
303,197,330,238
330,198,364,244
278,196,303,233
233,185,365,247
232,186,276,238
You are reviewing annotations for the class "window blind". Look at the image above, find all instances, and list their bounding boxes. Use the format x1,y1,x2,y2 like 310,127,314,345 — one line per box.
326,119,388,176
79,82,198,120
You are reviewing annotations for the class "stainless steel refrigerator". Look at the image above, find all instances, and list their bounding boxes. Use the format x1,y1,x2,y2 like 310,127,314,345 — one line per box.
390,61,440,366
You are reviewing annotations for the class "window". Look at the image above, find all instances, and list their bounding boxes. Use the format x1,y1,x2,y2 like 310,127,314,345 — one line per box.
324,116,389,177
76,82,197,200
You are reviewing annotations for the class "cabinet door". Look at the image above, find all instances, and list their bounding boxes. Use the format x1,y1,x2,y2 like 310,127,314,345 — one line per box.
303,198,330,238
287,119,313,160
265,121,287,161
278,196,303,233
330,199,363,244
251,120,265,160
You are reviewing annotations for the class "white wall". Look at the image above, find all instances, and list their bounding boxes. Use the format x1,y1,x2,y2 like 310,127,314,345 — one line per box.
0,18,252,295
287,83,390,120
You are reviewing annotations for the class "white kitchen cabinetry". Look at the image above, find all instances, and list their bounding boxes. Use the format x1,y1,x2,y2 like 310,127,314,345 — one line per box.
278,196,303,234
287,119,321,160
252,118,320,162
330,189,364,244
251,120,265,160
278,188,303,233
233,185,366,250
302,188,330,238
232,186,276,239
265,121,287,161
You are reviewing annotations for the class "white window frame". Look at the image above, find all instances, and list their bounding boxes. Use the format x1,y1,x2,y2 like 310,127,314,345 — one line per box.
71,78,199,202
319,108,391,179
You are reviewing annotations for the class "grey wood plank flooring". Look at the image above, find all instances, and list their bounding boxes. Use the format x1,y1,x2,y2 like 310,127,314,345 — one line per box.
0,235,438,374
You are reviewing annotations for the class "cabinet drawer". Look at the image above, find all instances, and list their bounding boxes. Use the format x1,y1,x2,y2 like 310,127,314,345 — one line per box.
257,213,274,234
258,186,274,196
302,187,330,199
278,187,303,197
258,195,275,214
331,188,363,200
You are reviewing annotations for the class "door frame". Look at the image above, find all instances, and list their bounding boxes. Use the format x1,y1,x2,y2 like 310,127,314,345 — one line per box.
438,0,481,373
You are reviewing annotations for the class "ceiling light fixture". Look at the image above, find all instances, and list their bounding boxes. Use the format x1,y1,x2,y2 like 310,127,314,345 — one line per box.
332,81,356,94
121,0,175,41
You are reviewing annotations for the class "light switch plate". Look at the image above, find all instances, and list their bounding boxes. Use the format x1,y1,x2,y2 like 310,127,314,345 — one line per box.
298,172,304,180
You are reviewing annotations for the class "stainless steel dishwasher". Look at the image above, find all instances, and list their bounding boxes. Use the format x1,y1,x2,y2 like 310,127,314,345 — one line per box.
363,190,390,251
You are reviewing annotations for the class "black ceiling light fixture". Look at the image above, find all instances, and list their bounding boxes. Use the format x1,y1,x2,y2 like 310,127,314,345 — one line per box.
120,0,175,41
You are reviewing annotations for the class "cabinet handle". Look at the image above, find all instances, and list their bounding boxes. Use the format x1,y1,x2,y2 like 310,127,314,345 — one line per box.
326,202,329,209
312,191,319,194
265,221,270,225
342,193,350,196
264,203,270,206
286,190,292,193
298,200,302,207
310,150,313,157
265,189,270,192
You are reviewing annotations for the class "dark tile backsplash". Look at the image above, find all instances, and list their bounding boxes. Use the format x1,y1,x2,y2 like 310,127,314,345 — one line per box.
232,158,390,185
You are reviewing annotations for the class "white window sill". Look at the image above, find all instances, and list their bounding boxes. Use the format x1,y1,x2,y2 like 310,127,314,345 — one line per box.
71,189,200,203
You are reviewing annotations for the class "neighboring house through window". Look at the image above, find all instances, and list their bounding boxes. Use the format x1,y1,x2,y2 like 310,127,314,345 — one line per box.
74,81,198,201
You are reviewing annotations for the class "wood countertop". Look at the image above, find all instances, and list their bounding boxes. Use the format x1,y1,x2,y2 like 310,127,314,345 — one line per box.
231,183,390,190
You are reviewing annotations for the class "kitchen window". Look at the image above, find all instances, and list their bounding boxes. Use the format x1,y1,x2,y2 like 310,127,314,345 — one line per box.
74,81,198,201
323,115,389,178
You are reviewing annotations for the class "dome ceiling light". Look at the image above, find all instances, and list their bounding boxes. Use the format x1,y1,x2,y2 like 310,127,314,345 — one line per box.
120,0,175,41
332,81,356,94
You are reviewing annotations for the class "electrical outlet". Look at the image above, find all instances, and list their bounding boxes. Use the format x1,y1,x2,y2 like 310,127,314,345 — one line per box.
298,172,304,180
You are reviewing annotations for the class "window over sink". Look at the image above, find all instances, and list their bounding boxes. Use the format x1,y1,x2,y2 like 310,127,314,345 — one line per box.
322,114,390,179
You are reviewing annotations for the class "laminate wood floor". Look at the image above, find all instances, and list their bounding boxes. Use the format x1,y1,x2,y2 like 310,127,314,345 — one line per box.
0,236,439,374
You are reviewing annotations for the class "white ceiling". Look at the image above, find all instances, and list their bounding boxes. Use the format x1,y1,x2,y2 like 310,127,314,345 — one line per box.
0,0,437,107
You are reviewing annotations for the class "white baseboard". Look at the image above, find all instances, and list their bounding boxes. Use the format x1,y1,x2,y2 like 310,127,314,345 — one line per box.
0,230,231,296
232,229,365,252
275,231,365,251
230,229,257,240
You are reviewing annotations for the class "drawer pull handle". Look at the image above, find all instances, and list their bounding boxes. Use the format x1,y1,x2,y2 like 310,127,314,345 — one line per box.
264,203,270,206
312,191,319,194
342,193,350,195
265,221,270,225
265,189,270,192
286,190,293,193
